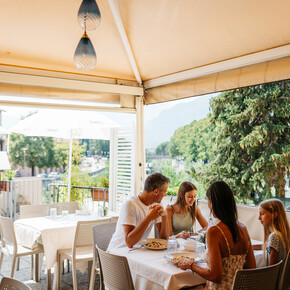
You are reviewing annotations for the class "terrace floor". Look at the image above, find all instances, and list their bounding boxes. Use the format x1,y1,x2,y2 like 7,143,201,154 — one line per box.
0,255,100,289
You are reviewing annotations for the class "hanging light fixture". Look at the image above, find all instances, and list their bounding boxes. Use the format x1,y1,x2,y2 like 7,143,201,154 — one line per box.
74,0,100,70
74,32,96,70
77,0,101,31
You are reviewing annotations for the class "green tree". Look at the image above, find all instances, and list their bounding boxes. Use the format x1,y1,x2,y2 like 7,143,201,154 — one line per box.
87,139,109,156
201,81,290,202
168,116,215,162
10,134,56,175
155,142,169,156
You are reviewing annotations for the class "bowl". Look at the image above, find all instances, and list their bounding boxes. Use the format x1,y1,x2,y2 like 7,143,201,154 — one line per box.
182,240,196,252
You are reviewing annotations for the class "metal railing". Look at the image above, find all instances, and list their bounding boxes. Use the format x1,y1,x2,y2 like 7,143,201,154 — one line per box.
47,183,108,207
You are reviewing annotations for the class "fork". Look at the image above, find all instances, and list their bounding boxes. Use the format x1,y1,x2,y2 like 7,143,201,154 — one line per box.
128,245,144,252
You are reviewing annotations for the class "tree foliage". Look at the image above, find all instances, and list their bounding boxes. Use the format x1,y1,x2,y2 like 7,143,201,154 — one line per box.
10,134,56,175
168,81,289,203
168,116,215,163
200,81,290,202
155,142,169,156
86,139,109,156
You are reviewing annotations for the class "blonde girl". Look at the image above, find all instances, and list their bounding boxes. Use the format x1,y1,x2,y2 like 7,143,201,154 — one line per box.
258,199,290,265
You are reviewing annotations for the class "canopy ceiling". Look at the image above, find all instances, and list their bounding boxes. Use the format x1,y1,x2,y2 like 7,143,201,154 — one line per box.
0,0,289,108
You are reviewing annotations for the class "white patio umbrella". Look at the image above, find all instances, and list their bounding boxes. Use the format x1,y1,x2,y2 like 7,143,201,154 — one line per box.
9,110,119,200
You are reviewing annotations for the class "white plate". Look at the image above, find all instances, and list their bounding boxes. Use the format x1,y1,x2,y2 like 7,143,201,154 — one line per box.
45,215,62,220
164,252,202,264
140,238,167,250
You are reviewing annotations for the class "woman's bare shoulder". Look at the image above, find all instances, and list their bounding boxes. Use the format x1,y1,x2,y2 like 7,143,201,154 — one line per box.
207,225,222,236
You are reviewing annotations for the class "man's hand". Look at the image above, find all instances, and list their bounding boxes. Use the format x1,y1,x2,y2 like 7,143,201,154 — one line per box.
149,203,166,219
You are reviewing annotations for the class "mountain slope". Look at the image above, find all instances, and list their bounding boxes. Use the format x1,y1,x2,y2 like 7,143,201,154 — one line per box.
145,96,212,148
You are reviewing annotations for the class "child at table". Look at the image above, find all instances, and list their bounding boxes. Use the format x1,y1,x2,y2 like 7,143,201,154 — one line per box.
165,181,208,239
258,199,290,266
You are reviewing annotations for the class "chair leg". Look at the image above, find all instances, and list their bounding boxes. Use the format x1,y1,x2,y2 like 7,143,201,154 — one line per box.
35,253,40,282
47,268,51,290
72,261,78,290
17,257,20,271
89,261,96,290
57,254,62,290
30,255,34,280
0,252,4,272
88,260,92,283
11,255,17,278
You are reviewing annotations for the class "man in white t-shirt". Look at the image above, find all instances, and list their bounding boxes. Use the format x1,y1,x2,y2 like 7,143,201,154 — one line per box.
108,172,170,250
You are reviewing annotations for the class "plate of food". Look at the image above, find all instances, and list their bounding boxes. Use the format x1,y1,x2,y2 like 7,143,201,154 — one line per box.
140,238,167,250
164,252,202,265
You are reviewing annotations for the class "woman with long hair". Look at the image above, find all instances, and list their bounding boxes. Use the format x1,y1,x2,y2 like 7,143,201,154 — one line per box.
165,181,207,239
258,198,290,265
176,180,256,289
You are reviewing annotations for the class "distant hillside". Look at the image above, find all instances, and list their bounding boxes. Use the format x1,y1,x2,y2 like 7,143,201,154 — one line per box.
145,96,211,148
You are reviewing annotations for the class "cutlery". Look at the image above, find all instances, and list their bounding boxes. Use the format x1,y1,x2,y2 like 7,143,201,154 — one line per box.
128,245,144,252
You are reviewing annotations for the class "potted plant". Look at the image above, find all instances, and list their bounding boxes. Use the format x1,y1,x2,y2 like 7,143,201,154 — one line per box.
1,169,18,191
91,176,109,202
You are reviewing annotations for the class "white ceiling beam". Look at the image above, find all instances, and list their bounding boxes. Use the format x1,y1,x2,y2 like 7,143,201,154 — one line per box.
0,71,144,96
144,44,290,89
0,99,136,113
108,0,143,85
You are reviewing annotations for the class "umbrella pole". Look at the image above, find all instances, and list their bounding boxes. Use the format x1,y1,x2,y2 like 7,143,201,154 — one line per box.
67,131,73,202
7,134,10,153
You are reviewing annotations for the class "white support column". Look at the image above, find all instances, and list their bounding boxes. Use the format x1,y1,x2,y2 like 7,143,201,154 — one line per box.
135,96,146,195
109,128,118,211
67,131,73,202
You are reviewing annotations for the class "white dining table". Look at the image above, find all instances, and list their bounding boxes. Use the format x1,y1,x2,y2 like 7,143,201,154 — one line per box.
14,213,114,289
110,240,264,290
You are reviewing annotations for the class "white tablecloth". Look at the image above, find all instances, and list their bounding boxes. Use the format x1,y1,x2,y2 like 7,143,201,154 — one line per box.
110,244,206,290
110,240,264,290
14,214,111,269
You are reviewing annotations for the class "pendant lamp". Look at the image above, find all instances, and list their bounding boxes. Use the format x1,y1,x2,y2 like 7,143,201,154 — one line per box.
74,32,96,70
77,0,101,31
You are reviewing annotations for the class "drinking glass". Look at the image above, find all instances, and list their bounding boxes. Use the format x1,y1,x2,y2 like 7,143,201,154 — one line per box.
167,236,177,254
62,210,69,219
50,208,57,218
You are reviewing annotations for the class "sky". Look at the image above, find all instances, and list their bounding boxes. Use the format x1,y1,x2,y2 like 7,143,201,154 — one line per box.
0,94,205,129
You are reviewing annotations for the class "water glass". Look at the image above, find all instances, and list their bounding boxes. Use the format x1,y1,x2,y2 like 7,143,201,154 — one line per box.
167,236,177,254
97,206,104,217
50,207,57,218
62,210,69,219
195,242,206,258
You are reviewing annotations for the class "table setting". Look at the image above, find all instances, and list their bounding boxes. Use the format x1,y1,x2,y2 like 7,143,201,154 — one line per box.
110,237,207,290
110,235,264,290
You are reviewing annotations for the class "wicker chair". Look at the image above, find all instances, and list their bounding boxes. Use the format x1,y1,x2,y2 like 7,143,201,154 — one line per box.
97,246,134,290
110,216,119,223
0,277,31,290
50,201,79,215
0,217,44,281
57,218,111,290
89,222,117,290
279,251,290,290
19,204,49,219
232,260,283,290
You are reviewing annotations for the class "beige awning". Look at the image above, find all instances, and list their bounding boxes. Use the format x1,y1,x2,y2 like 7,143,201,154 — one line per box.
0,0,289,106
145,56,290,104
